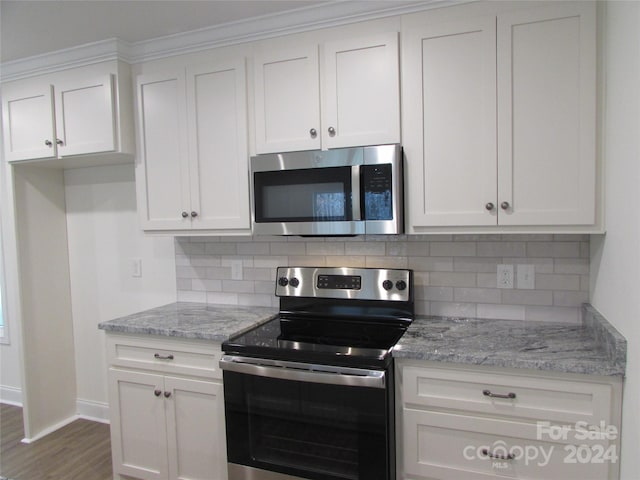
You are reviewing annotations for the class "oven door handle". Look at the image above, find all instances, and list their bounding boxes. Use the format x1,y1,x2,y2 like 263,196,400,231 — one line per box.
219,355,386,389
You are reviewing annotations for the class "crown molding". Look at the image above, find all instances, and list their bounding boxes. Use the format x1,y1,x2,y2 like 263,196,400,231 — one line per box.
1,38,133,82
1,0,468,82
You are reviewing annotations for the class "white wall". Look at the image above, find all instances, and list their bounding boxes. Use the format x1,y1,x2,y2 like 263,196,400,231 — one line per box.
64,163,176,420
590,1,640,479
0,153,23,405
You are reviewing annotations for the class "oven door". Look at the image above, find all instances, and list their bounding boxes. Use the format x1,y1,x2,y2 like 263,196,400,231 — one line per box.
221,356,394,480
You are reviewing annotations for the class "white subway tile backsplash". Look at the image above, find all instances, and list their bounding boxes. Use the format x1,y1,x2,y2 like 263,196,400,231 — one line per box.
429,272,476,288
502,290,553,306
174,234,589,324
204,242,237,255
177,290,207,303
477,303,526,321
454,287,501,304
525,306,580,323
237,242,270,255
430,242,476,257
430,302,477,318
477,242,526,257
192,279,222,292
306,242,346,256
536,274,581,291
345,241,386,256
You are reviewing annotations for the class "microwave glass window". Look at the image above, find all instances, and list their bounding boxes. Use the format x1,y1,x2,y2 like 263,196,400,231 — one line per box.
255,167,353,223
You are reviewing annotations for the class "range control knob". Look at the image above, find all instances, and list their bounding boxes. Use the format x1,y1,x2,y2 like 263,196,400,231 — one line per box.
289,277,300,288
278,277,289,287
382,280,393,291
396,280,407,291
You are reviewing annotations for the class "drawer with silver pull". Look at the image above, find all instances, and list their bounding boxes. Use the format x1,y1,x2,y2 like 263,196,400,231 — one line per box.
106,333,222,380
400,363,615,425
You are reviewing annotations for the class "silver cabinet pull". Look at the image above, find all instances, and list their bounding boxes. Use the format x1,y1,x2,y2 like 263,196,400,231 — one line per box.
309,128,317,138
154,353,174,360
328,126,336,136
190,211,198,218
154,389,162,397
164,391,172,398
56,139,63,145
181,211,189,218
45,140,53,147
501,201,510,210
483,389,516,399
485,202,495,211
482,448,515,460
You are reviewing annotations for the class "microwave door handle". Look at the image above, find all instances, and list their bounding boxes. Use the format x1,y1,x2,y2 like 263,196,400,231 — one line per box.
351,165,362,221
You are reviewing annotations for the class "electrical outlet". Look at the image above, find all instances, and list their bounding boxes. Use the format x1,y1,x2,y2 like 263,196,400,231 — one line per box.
497,264,514,289
231,260,243,280
131,258,142,278
517,264,535,289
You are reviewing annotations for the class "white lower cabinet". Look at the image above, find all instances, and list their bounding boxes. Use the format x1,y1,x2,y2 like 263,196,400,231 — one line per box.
106,334,227,480
396,361,623,479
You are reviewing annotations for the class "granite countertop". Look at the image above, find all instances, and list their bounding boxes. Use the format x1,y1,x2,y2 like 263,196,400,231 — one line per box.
98,302,278,342
393,305,626,376
98,302,626,377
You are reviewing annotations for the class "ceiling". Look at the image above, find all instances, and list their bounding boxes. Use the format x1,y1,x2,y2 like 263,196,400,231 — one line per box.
0,0,334,63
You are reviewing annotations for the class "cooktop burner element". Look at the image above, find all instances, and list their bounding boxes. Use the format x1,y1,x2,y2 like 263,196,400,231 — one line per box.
222,266,414,369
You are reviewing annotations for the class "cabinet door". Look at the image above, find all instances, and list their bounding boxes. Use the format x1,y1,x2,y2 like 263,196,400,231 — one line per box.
497,3,596,225
403,18,497,228
164,376,227,480
54,74,116,157
186,60,250,231
2,83,57,161
323,32,400,149
108,368,168,480
136,71,191,230
254,44,321,153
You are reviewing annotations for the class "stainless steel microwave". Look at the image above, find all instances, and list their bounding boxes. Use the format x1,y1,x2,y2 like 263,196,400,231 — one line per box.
250,144,403,236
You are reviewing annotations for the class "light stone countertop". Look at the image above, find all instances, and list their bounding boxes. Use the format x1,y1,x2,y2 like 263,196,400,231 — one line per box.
98,302,278,342
98,302,625,377
393,305,626,376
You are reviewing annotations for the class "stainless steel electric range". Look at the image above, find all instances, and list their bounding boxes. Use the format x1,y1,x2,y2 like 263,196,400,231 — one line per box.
220,266,414,480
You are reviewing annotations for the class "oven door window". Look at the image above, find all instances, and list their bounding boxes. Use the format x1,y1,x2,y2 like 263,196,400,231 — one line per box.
224,371,389,480
254,167,353,223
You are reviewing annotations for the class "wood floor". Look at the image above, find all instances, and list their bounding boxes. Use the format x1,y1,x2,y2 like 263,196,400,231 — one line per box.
0,403,113,480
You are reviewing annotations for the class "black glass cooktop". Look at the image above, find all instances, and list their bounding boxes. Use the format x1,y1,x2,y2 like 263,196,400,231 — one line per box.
222,316,407,369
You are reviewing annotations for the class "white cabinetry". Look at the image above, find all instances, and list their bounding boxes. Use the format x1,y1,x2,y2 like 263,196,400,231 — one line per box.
254,32,400,153
135,59,250,232
403,3,596,231
2,61,134,165
106,334,227,480
396,361,622,480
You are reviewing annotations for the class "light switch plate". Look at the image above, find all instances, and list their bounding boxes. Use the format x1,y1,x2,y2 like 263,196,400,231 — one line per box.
517,264,535,289
231,260,243,280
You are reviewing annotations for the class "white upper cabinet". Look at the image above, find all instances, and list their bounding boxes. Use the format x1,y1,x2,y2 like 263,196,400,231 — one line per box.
136,59,250,232
2,83,57,161
403,17,497,227
2,62,133,165
403,3,597,231
254,45,321,153
497,4,596,226
254,32,400,153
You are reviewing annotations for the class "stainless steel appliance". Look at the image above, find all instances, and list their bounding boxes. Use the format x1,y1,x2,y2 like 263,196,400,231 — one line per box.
250,144,403,236
220,266,414,480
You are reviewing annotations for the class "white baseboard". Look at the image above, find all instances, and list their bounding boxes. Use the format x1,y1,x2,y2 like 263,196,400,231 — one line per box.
76,398,110,424
22,415,78,443
0,384,23,406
